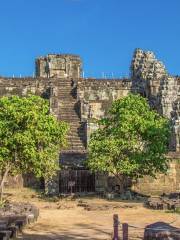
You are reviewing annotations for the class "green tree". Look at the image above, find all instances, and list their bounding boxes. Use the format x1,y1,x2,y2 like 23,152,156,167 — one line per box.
0,95,69,200
87,94,170,190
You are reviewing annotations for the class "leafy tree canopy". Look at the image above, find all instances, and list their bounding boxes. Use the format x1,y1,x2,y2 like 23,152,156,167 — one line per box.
87,94,170,180
0,95,69,199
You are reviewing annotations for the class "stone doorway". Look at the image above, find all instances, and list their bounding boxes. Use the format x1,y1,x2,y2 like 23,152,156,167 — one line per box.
59,170,95,194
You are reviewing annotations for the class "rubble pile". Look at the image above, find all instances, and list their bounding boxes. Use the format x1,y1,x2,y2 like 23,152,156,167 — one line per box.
0,202,39,240
146,193,180,210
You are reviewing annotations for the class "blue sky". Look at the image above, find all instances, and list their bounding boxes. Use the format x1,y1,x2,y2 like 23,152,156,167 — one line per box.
0,0,179,78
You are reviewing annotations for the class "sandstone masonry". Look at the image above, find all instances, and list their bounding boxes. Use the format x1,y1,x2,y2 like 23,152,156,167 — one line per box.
0,49,179,195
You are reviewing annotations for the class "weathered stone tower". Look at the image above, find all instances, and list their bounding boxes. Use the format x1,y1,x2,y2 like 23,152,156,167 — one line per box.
35,54,82,78
131,48,180,152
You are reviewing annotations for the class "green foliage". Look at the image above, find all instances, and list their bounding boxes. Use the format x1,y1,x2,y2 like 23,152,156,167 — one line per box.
166,208,180,214
87,94,170,179
0,95,69,179
0,199,6,208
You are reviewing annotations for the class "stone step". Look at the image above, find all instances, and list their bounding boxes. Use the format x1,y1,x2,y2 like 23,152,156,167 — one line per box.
57,87,75,90
57,80,74,83
68,128,85,132
58,102,78,105
60,119,81,123
70,140,85,143
59,103,78,106
59,119,81,122
68,136,85,139
59,109,78,112
68,126,84,129
59,114,79,116
58,98,77,101
66,148,86,151
58,95,75,98
58,91,75,93
67,131,84,135
68,145,85,148
59,114,79,117
69,131,85,135
59,118,81,122
59,108,78,111
58,90,76,93
69,132,85,136
61,149,87,154
59,117,80,120
70,125,84,128
69,130,85,133
67,138,86,143
59,110,79,113
59,113,79,116
59,104,78,107
67,138,86,142
58,96,76,99
68,143,86,147
58,92,74,95
68,132,85,136
58,86,74,89
68,144,85,147
63,122,82,125
67,138,85,143
68,136,85,140
58,95,76,98
56,80,73,84
58,90,74,93
69,126,84,129
67,138,84,141
67,143,83,147
59,107,78,110
57,83,73,85
59,108,78,110
58,91,74,94
68,145,86,149
69,127,85,130
68,141,85,144
58,85,73,88
59,111,79,114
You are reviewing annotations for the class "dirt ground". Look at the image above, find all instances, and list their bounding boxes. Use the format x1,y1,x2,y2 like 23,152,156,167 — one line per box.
4,188,180,240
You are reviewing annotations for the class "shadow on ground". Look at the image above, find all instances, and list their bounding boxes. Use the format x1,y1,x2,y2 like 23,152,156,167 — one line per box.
20,223,112,240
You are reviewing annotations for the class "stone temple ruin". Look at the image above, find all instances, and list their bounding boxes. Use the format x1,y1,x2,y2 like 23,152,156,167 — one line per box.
0,49,179,195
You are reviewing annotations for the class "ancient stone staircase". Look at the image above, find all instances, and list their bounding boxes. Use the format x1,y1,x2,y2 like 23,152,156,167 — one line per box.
53,78,86,152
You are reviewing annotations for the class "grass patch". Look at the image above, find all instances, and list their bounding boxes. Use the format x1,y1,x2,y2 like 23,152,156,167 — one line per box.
166,207,180,214
0,199,6,208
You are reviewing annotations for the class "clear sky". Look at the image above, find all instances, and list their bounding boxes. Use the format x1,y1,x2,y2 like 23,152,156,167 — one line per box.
0,0,179,78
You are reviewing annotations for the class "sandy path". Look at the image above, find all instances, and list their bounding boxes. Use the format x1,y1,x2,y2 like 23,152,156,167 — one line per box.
22,202,180,240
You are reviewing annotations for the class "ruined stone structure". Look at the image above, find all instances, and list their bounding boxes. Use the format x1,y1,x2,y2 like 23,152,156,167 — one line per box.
0,49,179,195
131,49,180,152
35,54,82,79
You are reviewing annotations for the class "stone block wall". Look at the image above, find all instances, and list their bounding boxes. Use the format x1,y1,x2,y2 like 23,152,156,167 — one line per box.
77,78,132,146
133,156,180,195
77,78,131,120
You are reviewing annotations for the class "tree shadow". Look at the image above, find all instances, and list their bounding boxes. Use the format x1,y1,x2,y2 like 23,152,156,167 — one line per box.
20,222,112,240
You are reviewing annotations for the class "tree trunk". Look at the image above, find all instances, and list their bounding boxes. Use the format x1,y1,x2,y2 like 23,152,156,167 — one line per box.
112,173,126,193
0,166,10,202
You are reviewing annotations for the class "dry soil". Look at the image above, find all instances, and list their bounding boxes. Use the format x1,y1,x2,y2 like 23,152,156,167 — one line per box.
4,188,180,240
